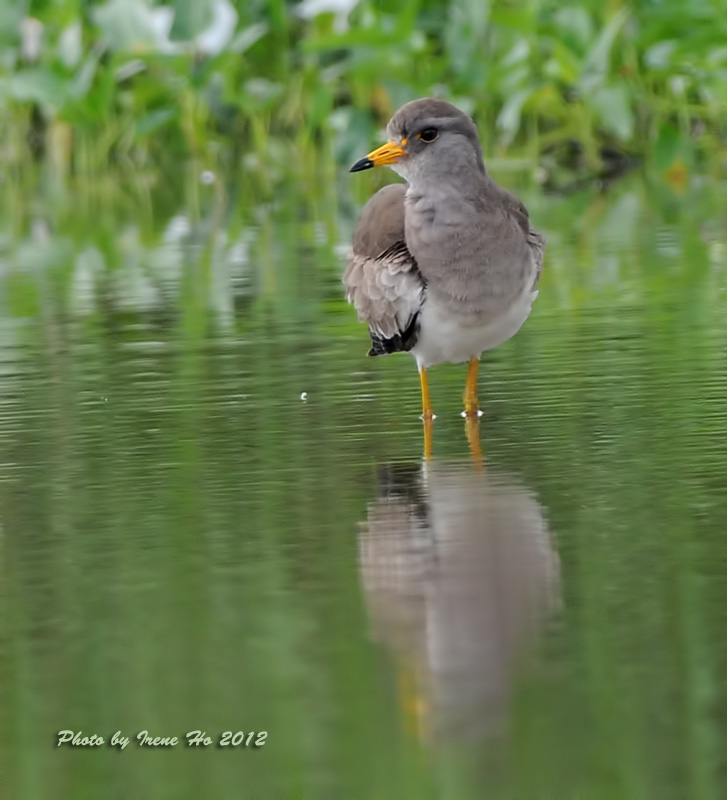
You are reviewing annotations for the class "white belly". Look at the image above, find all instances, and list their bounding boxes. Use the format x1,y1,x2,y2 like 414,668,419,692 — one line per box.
411,288,538,369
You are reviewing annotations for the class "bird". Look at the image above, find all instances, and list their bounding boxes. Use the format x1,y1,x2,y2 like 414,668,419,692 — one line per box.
343,98,545,426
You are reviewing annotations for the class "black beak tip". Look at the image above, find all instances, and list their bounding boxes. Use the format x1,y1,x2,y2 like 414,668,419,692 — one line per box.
350,157,374,173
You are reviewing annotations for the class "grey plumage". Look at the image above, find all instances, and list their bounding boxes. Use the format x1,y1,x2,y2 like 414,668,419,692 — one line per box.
343,184,425,355
343,98,545,365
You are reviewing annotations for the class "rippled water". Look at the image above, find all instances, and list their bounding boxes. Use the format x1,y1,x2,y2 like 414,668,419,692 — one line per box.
1,170,727,799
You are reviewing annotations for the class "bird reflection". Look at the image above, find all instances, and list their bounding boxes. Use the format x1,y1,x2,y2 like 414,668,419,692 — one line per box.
358,459,560,742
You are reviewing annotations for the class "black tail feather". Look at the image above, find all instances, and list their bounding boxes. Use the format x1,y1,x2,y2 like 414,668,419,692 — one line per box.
367,314,420,357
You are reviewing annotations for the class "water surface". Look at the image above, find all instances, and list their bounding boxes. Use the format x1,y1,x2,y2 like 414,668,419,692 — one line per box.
1,169,727,799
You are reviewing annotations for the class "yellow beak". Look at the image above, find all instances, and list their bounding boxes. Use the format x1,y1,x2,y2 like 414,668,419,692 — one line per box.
350,140,408,172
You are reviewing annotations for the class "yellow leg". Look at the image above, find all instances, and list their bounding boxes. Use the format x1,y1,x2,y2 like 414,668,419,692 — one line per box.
420,367,434,460
464,416,484,469
462,357,480,416
420,367,434,420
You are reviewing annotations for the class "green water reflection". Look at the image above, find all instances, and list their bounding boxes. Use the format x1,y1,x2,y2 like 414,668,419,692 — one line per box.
1,170,727,799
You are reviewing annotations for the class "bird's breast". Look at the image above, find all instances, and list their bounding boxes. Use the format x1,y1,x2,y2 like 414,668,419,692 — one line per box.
405,190,535,315
405,191,472,247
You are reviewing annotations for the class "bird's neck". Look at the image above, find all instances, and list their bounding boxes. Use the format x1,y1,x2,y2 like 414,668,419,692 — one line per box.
406,172,486,205
406,163,487,200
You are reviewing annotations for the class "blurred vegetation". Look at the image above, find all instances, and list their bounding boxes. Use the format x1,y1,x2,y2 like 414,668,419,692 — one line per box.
0,0,726,182
2,0,727,331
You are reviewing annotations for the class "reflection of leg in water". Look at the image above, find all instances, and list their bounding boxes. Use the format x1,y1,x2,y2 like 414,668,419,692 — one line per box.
422,415,434,461
398,658,429,742
464,415,484,468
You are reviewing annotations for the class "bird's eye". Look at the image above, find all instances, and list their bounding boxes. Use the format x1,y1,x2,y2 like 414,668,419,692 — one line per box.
418,128,438,143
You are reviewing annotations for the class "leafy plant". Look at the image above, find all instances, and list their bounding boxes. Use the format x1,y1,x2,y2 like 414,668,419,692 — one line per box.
0,0,724,178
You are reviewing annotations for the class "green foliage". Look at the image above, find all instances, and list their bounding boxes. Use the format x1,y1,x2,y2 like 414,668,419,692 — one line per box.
0,0,726,177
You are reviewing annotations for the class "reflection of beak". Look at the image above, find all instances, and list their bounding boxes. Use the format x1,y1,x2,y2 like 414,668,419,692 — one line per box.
350,140,407,172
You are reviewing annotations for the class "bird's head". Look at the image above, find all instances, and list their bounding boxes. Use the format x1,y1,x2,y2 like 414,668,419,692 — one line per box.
350,98,485,186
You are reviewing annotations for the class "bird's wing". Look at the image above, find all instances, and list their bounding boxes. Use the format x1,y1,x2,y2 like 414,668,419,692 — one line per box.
495,184,546,285
343,184,425,355
527,225,546,284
